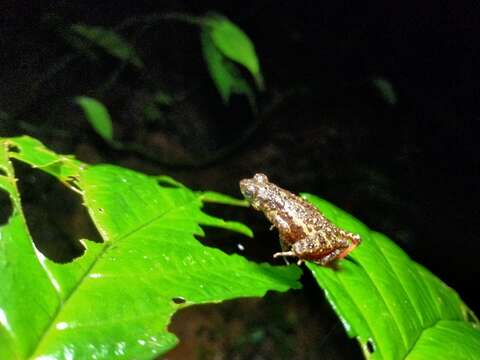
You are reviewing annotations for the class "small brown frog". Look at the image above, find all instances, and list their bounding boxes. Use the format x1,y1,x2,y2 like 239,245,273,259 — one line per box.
239,173,360,266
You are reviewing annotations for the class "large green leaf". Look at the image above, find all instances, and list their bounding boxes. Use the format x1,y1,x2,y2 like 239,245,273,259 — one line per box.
0,136,301,359
302,194,479,360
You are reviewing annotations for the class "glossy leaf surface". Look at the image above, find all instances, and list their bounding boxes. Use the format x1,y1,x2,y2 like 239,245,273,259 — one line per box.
302,194,479,360
0,136,302,359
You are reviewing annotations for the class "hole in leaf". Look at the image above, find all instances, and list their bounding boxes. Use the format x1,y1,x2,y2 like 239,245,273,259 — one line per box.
7,144,20,153
198,227,248,256
0,189,13,225
0,167,7,176
15,161,102,263
199,202,277,263
198,203,248,253
366,338,375,353
172,296,186,304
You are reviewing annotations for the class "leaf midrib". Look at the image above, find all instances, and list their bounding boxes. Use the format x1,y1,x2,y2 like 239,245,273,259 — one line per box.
404,319,443,359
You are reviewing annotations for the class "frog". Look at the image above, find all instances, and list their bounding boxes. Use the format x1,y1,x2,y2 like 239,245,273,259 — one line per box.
239,173,361,266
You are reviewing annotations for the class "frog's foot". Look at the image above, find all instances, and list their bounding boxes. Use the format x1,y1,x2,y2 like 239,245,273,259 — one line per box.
273,251,304,266
273,251,295,258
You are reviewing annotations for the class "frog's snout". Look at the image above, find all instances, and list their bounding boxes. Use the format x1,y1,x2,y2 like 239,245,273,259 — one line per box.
239,179,255,200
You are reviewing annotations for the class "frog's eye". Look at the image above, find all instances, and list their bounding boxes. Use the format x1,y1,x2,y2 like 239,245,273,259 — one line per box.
243,185,255,198
254,173,268,183
241,185,255,199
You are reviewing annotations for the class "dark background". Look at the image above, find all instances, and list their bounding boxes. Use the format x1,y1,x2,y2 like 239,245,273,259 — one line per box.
1,1,479,359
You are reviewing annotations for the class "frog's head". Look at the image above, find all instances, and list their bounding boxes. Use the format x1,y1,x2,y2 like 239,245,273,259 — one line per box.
239,173,269,204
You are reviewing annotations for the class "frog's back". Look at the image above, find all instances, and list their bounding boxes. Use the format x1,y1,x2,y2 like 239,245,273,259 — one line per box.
265,183,328,226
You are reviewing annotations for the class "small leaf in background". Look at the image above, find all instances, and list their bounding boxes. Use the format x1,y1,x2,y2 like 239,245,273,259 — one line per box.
372,77,398,105
153,90,174,106
302,194,479,360
143,90,173,123
75,96,114,142
0,136,302,359
202,14,264,90
201,30,255,108
71,24,144,69
143,102,164,123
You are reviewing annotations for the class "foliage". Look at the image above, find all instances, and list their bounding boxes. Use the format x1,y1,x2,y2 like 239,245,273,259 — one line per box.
70,24,144,69
200,30,255,108
70,13,263,140
203,14,263,89
0,136,478,359
372,77,397,105
75,96,114,142
303,194,479,360
0,136,301,359
201,14,264,106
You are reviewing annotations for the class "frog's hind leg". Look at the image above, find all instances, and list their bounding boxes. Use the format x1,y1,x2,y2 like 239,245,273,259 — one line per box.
315,248,344,266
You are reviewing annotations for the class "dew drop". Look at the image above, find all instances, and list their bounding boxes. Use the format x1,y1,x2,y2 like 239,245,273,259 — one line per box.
56,322,69,330
172,296,186,304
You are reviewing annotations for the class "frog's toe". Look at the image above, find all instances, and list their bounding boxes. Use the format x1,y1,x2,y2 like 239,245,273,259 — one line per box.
273,251,295,258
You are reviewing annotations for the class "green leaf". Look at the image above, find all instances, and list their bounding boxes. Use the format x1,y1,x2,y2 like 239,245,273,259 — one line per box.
406,321,480,360
198,191,250,207
154,175,187,188
301,193,479,360
71,24,144,69
203,14,264,90
372,77,398,105
153,90,173,106
0,136,301,359
75,96,114,142
201,30,255,107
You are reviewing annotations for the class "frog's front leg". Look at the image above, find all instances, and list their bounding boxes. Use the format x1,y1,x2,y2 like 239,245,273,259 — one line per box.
272,249,299,264
267,211,291,233
273,236,311,266
273,238,345,266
